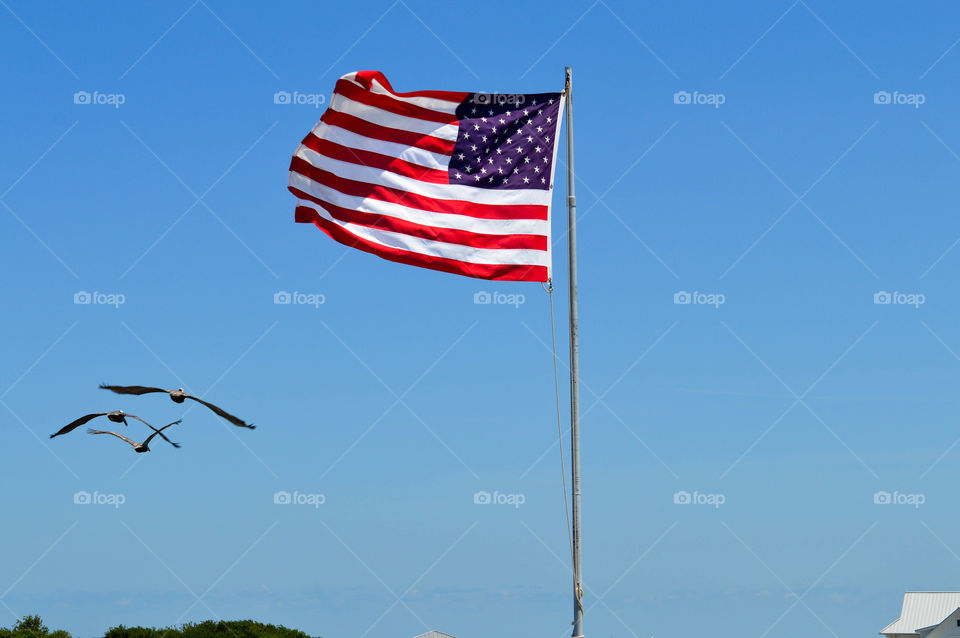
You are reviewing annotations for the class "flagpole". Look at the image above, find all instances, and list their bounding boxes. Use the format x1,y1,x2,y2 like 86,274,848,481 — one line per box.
565,65,584,638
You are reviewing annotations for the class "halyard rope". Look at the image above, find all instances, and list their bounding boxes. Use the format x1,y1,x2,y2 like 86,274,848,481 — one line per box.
544,279,575,563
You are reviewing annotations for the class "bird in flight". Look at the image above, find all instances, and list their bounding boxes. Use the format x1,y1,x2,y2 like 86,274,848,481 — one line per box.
50,411,177,449
99,384,254,429
88,419,182,453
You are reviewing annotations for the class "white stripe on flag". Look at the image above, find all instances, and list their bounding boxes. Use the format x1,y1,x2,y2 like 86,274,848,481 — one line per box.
310,122,451,171
350,74,462,113
297,201,551,266
328,94,459,139
294,146,551,207
291,186,548,235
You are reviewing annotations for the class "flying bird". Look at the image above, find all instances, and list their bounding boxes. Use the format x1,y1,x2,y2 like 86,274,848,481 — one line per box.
88,419,182,453
50,411,178,450
99,384,254,429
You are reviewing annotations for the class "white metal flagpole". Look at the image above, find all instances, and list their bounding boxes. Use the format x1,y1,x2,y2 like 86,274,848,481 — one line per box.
565,65,584,638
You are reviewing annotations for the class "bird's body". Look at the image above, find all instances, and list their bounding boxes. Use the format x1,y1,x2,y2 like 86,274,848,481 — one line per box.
99,384,254,429
50,411,177,450
88,419,182,453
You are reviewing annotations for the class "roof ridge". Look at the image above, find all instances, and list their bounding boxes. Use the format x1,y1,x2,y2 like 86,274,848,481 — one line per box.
880,593,960,635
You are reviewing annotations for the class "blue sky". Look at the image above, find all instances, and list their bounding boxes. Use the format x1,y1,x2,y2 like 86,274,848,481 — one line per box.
3,1,960,637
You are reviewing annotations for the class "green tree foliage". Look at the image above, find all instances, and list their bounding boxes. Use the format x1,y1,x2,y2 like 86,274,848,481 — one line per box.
0,615,71,638
1,617,318,638
105,620,318,638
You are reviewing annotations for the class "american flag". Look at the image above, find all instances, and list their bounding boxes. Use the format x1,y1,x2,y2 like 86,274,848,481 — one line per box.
288,71,565,282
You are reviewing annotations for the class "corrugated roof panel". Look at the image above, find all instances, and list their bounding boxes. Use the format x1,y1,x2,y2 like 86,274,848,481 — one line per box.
881,592,960,634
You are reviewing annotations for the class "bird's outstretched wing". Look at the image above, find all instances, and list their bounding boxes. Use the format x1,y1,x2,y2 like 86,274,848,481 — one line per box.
99,384,169,396
87,429,139,448
127,414,180,448
50,413,108,438
185,394,254,429
142,420,182,447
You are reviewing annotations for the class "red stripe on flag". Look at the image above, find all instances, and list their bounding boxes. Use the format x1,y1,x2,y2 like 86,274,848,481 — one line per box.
334,79,459,125
290,187,547,251
319,108,456,156
294,205,548,282
289,157,548,221
301,133,449,184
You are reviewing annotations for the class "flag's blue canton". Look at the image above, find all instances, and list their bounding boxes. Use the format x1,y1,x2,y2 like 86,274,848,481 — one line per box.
450,92,562,190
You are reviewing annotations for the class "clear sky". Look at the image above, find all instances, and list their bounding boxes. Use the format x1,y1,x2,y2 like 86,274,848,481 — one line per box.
3,2,960,637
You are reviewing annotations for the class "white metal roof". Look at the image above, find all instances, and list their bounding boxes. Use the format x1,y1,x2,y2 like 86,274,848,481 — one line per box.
413,632,457,638
916,608,960,637
881,592,960,634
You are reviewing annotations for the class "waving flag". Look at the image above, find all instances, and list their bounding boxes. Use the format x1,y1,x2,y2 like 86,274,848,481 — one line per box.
288,71,564,281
